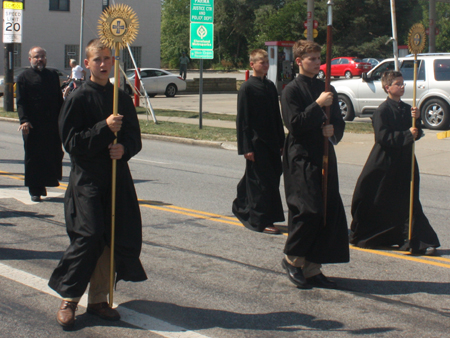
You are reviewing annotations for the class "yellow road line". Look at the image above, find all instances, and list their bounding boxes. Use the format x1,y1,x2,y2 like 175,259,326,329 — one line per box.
351,246,450,269
1,170,449,269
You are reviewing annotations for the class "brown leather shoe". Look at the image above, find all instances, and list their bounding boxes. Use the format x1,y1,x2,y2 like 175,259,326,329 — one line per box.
56,300,78,328
87,302,121,321
263,226,281,234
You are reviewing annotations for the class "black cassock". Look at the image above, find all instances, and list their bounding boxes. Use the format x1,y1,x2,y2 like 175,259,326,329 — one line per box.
49,80,147,298
281,75,349,264
232,76,285,232
350,98,440,251
16,67,64,188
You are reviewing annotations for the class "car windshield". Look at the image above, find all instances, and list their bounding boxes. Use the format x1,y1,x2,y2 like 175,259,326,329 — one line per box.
353,59,363,63
125,70,135,77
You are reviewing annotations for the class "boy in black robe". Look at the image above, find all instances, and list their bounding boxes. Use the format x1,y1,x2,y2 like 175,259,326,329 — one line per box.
350,70,440,255
280,40,349,289
232,49,285,234
49,39,147,328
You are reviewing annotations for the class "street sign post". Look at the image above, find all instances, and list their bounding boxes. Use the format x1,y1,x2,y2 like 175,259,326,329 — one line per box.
3,0,23,112
190,0,214,129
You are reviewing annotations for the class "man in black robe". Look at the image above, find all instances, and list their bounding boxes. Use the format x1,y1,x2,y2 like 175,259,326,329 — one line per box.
232,49,285,235
280,40,349,289
16,46,64,201
350,71,440,255
48,39,147,328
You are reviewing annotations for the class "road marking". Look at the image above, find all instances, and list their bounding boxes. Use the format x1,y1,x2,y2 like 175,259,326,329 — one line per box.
0,262,211,338
132,157,171,165
1,170,449,269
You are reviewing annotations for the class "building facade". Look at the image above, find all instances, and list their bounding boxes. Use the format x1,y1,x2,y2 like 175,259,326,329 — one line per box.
1,0,161,73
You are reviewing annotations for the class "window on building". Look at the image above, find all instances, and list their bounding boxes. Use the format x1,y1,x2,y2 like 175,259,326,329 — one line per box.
64,45,79,69
50,0,70,11
14,44,21,68
123,47,142,70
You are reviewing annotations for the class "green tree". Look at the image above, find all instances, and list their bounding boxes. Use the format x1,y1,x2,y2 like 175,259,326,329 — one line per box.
161,0,190,68
250,0,306,50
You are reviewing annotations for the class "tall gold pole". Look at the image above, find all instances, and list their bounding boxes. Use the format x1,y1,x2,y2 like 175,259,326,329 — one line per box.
407,23,426,244
98,3,139,309
408,52,417,241
109,42,120,308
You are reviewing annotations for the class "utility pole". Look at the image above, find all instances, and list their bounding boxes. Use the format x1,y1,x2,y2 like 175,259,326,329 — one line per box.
429,0,436,53
79,0,85,65
307,0,314,41
390,0,399,70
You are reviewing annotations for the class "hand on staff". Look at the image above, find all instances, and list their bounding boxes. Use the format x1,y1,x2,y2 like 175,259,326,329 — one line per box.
106,114,123,133
410,127,419,139
316,92,333,107
244,152,255,162
411,107,420,119
109,143,124,160
18,122,33,135
322,124,334,137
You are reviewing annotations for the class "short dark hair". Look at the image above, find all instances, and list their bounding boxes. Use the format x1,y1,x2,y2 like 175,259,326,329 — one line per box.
85,38,111,59
381,71,403,93
293,40,321,60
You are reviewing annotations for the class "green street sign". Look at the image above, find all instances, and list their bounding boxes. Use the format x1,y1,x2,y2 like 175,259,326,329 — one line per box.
190,0,213,23
190,49,213,59
190,22,213,49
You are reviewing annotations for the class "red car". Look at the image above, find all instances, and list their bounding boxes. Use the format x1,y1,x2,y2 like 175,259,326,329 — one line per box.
318,57,372,79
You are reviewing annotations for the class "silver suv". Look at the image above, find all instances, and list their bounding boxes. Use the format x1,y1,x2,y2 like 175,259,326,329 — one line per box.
334,54,450,130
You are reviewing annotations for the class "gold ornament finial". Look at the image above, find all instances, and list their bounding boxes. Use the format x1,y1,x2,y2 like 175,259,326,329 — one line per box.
408,23,426,54
98,3,139,49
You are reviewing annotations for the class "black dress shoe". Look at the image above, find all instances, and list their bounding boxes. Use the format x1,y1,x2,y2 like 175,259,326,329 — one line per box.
281,258,311,289
31,195,41,202
263,226,281,234
306,273,337,289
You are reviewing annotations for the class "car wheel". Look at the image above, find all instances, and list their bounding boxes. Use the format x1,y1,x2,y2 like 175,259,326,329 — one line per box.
338,94,355,121
317,70,325,79
421,98,450,130
345,71,353,79
165,84,177,97
124,85,132,95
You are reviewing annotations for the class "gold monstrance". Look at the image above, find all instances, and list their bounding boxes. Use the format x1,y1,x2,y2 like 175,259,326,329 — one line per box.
98,3,139,308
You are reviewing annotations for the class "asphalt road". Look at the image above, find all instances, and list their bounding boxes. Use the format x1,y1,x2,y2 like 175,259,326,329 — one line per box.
1,119,449,337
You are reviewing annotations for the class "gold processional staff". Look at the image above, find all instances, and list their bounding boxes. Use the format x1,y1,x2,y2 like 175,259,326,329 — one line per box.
406,23,426,246
97,3,139,308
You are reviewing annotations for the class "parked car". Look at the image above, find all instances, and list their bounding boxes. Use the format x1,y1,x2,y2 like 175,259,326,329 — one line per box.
317,57,372,79
334,54,450,130
362,58,382,67
111,68,186,97
0,67,69,95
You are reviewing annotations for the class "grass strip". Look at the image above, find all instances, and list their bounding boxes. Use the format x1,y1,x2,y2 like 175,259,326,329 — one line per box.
0,107,373,138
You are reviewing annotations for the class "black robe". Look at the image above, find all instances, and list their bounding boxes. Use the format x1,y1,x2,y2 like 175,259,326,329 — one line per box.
281,75,349,264
49,80,147,298
350,98,440,251
16,67,64,188
232,76,285,232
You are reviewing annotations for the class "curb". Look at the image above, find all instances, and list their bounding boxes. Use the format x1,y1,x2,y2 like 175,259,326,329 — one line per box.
0,116,238,151
141,133,237,151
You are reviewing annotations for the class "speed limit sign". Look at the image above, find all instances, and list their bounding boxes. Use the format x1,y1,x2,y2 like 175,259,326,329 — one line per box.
3,0,24,43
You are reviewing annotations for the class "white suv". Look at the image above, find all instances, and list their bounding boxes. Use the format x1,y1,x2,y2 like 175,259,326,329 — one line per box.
334,54,450,130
